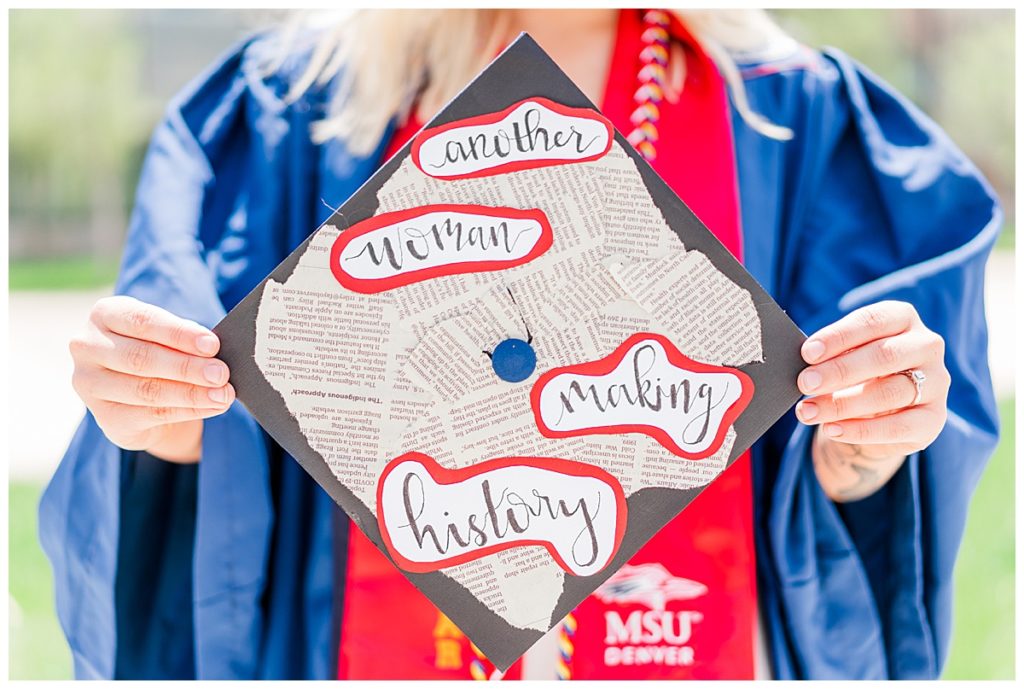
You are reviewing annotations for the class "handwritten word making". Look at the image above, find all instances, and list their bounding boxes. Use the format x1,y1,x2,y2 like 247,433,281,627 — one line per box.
531,333,754,459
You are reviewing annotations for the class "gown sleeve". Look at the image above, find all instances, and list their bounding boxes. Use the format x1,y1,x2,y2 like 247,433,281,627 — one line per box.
754,48,1001,679
37,35,289,679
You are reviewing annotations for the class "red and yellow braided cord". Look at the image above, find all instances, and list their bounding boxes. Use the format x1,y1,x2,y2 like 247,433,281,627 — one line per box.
555,611,578,680
627,9,672,162
469,641,489,680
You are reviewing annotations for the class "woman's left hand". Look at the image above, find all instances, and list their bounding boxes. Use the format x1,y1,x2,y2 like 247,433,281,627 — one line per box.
795,301,951,501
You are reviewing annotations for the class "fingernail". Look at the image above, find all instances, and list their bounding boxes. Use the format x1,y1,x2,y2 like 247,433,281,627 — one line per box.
197,334,219,355
204,363,226,385
803,339,826,363
824,423,843,438
208,386,227,404
798,401,818,422
800,369,822,392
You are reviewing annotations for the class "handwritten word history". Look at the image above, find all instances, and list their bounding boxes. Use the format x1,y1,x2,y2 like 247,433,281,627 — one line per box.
376,453,627,577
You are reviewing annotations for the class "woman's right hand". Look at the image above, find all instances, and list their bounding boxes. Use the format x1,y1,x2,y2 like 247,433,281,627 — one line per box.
69,296,235,463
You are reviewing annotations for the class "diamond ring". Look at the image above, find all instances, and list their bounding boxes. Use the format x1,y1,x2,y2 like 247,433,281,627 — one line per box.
900,369,927,406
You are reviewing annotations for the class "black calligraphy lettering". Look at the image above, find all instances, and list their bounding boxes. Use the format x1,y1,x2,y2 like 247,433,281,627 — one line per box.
481,479,507,540
344,216,537,273
549,342,741,450
563,494,600,568
402,473,443,553
393,466,611,571
346,234,405,270
425,105,604,171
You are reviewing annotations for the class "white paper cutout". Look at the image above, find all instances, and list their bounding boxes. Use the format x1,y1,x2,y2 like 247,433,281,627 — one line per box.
413,97,613,179
377,453,626,577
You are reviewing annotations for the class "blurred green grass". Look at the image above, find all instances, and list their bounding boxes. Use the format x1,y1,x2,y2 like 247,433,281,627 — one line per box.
9,256,120,291
8,400,1015,679
9,483,72,679
996,223,1015,251
943,398,1015,679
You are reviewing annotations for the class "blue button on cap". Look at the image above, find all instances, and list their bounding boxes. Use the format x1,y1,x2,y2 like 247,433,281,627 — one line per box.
491,338,536,383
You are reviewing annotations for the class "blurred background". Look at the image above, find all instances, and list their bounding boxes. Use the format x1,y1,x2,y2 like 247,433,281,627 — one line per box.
7,8,1015,680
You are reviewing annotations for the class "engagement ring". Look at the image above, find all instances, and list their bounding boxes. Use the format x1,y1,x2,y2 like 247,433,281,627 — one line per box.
901,368,927,406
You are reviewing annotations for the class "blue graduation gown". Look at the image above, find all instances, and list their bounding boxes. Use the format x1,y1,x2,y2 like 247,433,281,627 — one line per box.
39,32,1001,680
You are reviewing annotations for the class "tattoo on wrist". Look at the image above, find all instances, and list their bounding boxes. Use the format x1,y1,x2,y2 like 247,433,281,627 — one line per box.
812,431,904,502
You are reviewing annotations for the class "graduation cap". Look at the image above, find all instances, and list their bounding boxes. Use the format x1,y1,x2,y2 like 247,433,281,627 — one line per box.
216,33,805,671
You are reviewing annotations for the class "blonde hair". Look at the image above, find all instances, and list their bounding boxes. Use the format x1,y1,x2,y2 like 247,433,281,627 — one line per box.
274,9,795,155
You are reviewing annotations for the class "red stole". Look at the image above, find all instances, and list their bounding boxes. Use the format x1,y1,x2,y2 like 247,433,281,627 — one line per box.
337,9,755,680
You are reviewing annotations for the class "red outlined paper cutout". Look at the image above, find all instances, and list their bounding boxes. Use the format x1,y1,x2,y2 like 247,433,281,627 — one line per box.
411,97,614,180
376,452,628,577
330,203,553,293
530,333,755,460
